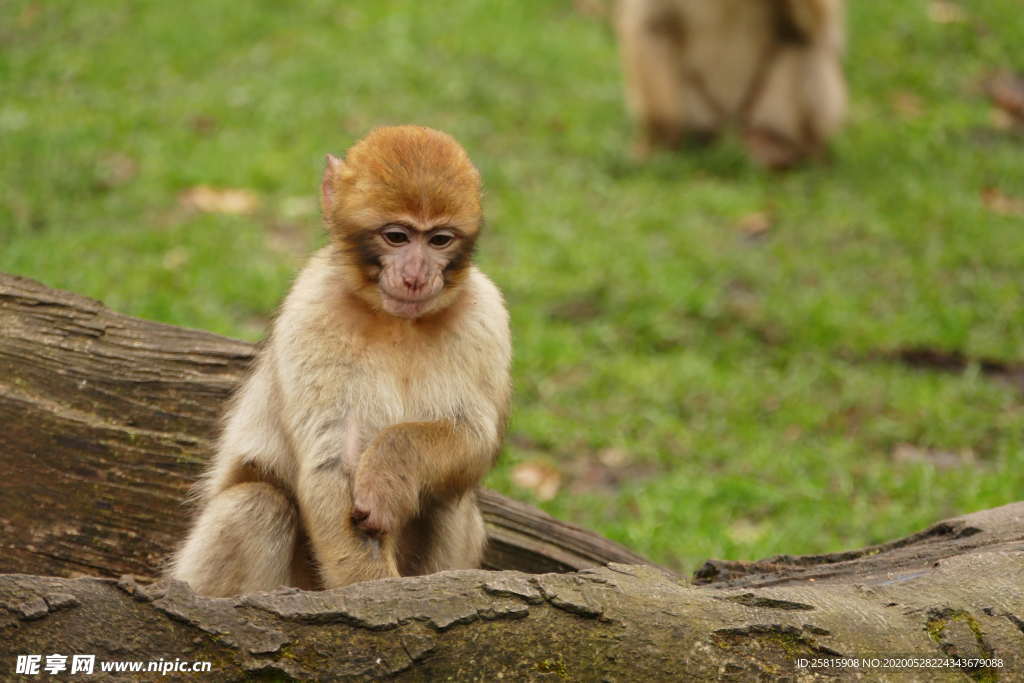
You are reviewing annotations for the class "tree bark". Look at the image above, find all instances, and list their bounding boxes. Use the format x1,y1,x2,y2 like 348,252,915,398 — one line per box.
3,508,1022,681
1,273,1022,680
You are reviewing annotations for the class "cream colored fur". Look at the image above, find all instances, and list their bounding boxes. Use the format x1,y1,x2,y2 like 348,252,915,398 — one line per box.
171,248,510,596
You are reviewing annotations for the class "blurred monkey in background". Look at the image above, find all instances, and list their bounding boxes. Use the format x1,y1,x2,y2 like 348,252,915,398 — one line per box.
617,0,847,169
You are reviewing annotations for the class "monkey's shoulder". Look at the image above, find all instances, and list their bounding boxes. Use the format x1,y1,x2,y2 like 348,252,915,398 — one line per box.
458,267,509,333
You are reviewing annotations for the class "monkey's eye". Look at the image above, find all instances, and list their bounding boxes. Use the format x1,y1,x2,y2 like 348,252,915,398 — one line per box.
429,233,455,248
381,229,410,246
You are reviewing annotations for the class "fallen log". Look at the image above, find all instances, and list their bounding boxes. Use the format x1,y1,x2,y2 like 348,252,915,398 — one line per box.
1,273,1022,680
3,509,1022,681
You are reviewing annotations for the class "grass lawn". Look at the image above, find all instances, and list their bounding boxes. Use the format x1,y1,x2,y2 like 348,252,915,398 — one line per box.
2,0,1022,574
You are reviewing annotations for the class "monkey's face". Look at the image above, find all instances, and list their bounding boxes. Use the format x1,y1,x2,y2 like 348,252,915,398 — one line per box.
369,222,470,319
322,126,484,320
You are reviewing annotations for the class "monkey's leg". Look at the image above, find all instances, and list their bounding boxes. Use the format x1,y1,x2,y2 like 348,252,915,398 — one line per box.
297,459,401,589
399,494,487,576
798,45,846,148
617,0,696,158
742,45,845,169
426,495,487,572
171,482,299,597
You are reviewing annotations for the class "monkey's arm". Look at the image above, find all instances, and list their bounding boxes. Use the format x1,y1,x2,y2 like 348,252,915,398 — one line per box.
351,419,496,536
295,443,402,586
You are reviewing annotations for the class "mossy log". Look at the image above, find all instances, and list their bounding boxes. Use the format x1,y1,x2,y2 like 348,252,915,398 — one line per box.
1,273,1022,680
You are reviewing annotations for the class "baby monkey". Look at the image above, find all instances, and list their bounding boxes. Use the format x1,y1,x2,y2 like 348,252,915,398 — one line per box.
618,0,847,168
172,126,511,596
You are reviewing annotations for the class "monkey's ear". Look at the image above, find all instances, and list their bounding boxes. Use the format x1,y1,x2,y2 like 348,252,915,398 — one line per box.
325,153,343,171
321,154,344,214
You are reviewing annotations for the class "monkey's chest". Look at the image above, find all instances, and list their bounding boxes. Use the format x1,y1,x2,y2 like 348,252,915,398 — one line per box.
341,354,476,432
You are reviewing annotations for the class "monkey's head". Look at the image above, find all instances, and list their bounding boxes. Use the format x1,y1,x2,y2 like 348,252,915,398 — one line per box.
321,126,483,320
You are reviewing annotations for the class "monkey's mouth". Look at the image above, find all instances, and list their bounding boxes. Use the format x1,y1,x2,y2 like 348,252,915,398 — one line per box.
379,289,441,319
383,291,434,304
379,280,444,304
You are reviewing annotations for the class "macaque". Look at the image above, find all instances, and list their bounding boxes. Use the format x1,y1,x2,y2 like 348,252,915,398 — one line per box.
617,0,847,168
171,126,511,596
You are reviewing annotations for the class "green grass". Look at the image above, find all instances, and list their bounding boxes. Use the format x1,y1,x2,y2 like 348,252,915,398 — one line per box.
2,0,1022,574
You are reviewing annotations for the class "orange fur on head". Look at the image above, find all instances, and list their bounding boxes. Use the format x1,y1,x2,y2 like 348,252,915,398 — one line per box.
321,126,482,239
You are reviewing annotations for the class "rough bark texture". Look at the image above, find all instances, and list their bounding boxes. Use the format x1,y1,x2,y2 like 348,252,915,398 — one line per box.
2,273,1023,680
2,511,1023,682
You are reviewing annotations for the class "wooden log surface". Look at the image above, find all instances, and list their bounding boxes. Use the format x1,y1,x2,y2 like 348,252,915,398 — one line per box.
2,503,1022,680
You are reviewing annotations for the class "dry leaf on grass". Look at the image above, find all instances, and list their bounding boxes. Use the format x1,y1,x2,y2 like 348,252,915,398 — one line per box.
927,1,967,24
892,443,976,470
981,188,1024,217
572,0,611,20
189,115,219,136
566,449,662,495
18,2,41,29
990,108,1019,131
890,92,923,119
510,460,562,501
597,447,630,468
984,71,1024,127
736,211,773,238
180,186,261,215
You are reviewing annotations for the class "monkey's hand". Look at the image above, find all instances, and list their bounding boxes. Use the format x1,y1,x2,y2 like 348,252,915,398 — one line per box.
350,453,420,537
350,420,488,536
